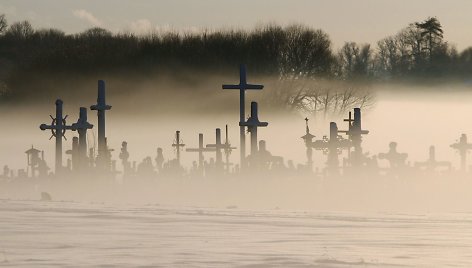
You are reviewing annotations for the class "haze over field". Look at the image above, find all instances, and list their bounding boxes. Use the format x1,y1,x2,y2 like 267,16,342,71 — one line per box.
1,2,472,267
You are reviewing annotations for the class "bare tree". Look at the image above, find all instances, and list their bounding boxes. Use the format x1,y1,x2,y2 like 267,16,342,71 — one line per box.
5,20,34,39
0,14,7,35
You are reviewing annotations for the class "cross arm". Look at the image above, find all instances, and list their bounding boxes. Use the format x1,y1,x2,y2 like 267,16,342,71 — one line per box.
91,104,112,111
40,124,54,130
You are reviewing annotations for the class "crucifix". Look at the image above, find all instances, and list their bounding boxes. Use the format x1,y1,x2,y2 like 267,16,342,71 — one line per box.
172,130,185,165
240,101,268,157
222,64,263,169
339,108,369,168
450,134,472,172
312,122,350,176
40,99,76,175
90,80,112,171
339,108,369,145
301,117,316,168
72,107,93,170
186,133,215,176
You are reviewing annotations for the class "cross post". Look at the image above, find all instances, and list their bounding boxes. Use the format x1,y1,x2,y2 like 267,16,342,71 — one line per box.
72,107,93,170
40,99,76,175
172,130,185,165
90,80,112,171
222,64,263,170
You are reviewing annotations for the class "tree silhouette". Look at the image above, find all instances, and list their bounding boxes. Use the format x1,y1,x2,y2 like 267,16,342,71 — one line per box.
415,17,444,58
5,20,34,40
0,14,7,35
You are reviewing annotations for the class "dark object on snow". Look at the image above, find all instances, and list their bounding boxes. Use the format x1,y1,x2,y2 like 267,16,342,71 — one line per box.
41,192,52,201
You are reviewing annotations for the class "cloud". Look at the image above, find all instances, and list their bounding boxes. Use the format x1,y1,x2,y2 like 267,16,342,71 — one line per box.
73,9,102,27
126,19,202,35
129,19,152,34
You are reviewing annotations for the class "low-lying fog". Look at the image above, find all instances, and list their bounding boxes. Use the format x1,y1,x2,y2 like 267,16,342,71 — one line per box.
2,83,472,212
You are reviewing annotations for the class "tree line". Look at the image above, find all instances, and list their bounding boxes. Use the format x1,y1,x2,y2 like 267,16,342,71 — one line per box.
0,15,471,112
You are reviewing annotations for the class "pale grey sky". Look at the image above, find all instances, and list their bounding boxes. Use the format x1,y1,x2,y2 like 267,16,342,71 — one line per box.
1,0,471,50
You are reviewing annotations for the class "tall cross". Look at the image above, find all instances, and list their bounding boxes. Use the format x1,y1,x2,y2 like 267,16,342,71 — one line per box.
172,130,185,164
240,102,268,156
450,134,472,172
40,99,76,175
90,80,112,170
72,107,93,170
186,133,215,175
222,64,263,169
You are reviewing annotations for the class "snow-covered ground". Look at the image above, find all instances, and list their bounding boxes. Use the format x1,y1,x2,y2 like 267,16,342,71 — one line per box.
1,199,471,267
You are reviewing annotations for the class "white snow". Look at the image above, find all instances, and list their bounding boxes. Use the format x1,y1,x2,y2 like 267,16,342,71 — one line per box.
1,200,471,267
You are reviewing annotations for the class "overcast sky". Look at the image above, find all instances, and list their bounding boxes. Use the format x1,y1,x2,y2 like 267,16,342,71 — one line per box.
1,0,471,50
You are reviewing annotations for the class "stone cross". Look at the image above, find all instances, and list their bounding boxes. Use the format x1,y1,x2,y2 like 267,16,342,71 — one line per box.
240,102,268,156
40,99,76,175
378,142,408,169
450,134,472,172
90,80,112,171
172,130,185,164
222,64,263,169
